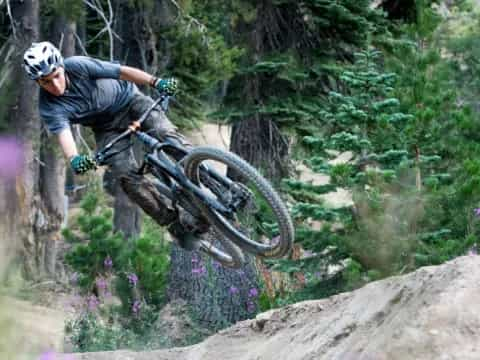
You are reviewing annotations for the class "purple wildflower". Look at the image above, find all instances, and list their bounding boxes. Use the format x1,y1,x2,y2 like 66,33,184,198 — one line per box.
104,256,113,269
229,286,239,295
132,300,142,314
192,266,206,275
87,295,100,311
248,288,259,298
0,137,24,180
96,277,108,291
191,256,199,263
212,261,222,270
127,273,138,286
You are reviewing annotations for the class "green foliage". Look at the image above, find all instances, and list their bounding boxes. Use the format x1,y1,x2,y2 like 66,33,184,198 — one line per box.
162,18,243,127
64,191,170,306
275,48,433,303
116,218,170,308
66,310,156,352
64,190,172,351
381,1,480,265
270,2,480,308
43,0,85,20
214,0,381,133
63,193,123,290
66,300,211,352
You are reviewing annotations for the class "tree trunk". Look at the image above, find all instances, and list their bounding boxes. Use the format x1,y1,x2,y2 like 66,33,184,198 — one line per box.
107,0,178,240
229,1,291,182
168,245,260,329
37,18,76,278
8,0,41,279
102,0,144,241
230,116,290,181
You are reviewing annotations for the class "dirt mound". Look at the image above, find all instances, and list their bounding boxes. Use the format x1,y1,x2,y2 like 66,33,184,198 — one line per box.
71,255,480,360
0,296,65,358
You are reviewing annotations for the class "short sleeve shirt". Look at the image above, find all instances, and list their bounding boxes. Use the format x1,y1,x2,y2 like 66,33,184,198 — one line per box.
39,56,135,134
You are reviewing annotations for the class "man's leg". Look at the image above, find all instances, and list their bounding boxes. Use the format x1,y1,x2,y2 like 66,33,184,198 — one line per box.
94,128,177,228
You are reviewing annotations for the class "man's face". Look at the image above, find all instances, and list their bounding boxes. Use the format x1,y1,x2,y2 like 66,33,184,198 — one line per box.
37,67,66,96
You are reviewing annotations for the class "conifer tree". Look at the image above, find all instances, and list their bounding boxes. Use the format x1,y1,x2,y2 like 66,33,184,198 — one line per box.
281,49,432,299
383,0,480,265
214,0,381,180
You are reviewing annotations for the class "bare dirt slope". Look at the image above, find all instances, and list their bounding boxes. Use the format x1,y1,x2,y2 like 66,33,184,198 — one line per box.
0,296,65,358
72,255,480,360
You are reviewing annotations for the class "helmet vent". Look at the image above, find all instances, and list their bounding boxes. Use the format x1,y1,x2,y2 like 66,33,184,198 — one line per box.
42,46,47,53
27,55,35,59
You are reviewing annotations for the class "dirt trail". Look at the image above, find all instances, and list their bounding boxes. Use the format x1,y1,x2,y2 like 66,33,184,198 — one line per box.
0,296,66,359
71,255,480,360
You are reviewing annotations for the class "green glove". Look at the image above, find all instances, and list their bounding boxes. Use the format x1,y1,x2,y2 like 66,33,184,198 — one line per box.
70,154,96,175
153,77,178,96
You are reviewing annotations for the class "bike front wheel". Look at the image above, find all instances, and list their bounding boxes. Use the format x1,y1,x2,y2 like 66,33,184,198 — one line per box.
183,147,294,258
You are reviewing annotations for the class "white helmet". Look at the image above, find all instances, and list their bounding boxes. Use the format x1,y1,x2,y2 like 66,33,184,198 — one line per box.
23,41,63,80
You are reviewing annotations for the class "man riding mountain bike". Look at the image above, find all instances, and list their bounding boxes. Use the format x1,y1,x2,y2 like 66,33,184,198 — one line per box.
24,41,202,247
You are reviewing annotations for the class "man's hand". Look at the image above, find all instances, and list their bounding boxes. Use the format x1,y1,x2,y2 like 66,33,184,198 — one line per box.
153,77,178,96
70,154,96,175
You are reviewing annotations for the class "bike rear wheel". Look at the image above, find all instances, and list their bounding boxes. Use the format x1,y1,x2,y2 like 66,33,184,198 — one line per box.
183,147,294,258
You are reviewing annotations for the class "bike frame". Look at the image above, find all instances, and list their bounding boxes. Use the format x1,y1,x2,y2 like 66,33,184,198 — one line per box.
95,93,235,218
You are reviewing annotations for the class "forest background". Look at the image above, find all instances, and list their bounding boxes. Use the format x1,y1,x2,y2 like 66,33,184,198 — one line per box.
1,0,480,353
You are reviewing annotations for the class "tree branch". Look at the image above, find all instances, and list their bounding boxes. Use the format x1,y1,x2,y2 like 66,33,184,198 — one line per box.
6,0,16,40
73,125,93,156
73,32,89,56
165,0,209,44
0,39,14,90
82,0,122,60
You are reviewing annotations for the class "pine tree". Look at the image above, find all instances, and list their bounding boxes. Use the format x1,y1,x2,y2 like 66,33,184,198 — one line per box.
281,49,430,300
382,0,480,265
212,0,382,180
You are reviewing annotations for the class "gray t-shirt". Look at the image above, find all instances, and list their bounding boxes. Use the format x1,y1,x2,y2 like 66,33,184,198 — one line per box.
39,56,135,134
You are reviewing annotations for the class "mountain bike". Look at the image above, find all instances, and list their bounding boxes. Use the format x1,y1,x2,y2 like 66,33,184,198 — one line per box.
95,93,294,268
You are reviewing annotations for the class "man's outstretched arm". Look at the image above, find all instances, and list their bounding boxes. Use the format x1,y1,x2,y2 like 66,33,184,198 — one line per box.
119,66,178,95
119,65,156,86
58,127,95,175
58,127,78,159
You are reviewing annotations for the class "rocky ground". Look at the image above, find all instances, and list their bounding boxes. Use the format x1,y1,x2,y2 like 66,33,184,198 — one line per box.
68,255,480,360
